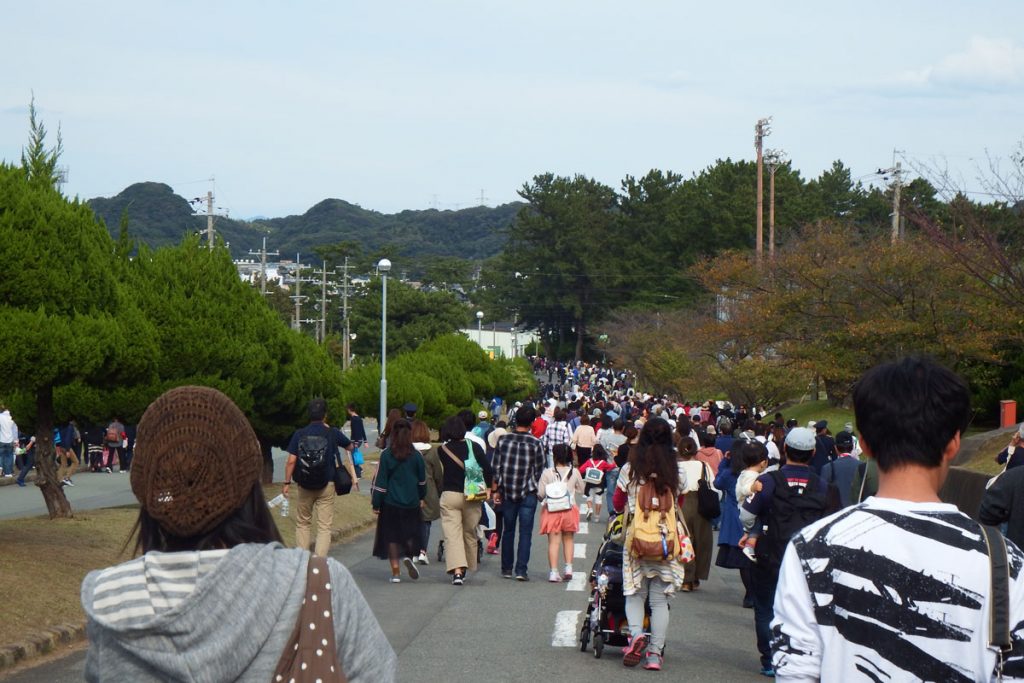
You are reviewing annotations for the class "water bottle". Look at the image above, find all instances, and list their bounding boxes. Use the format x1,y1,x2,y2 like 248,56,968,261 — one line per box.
267,493,285,509
281,498,290,517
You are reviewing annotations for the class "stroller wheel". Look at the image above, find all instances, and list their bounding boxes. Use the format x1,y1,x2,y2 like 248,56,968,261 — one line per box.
579,623,590,652
593,633,604,659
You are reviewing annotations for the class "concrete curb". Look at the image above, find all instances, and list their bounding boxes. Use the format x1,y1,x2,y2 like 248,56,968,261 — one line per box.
0,622,86,671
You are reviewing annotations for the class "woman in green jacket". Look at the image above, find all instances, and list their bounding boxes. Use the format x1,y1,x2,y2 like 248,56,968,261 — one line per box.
371,420,427,583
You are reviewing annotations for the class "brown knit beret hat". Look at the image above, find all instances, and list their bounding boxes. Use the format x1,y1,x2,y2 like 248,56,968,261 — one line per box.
131,386,263,537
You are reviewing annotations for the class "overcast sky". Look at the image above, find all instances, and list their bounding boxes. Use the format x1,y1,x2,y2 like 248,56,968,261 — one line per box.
2,1,1022,218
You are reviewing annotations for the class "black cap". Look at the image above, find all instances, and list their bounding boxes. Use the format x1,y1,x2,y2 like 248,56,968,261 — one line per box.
403,402,417,414
814,420,828,431
835,431,854,448
309,397,327,421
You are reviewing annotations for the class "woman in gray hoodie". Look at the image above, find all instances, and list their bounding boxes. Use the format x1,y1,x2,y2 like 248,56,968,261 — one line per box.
81,386,396,682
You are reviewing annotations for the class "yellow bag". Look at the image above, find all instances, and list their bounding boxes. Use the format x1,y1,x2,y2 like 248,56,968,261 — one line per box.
629,480,680,561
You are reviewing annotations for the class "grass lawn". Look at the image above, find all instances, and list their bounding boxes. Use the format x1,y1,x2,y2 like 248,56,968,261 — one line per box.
0,484,376,638
775,400,855,432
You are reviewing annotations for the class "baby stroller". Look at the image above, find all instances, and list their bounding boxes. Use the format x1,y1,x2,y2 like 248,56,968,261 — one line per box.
579,515,651,658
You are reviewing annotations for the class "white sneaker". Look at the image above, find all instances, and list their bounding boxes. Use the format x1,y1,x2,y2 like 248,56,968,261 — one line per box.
563,564,574,581
742,545,757,563
548,570,562,583
389,576,401,583
416,551,430,565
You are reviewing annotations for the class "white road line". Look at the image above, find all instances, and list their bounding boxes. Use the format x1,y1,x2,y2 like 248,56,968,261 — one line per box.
574,544,587,559
565,571,588,591
551,610,582,647
578,522,589,535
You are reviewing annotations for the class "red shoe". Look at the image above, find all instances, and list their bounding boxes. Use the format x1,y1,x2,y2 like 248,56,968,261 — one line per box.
486,532,499,554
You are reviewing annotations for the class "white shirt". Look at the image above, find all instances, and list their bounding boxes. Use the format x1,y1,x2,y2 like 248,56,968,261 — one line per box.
0,410,15,444
773,496,1024,681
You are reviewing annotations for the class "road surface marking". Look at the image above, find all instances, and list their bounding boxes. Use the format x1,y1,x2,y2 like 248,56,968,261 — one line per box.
565,571,588,591
578,522,589,535
552,610,582,647
574,544,586,559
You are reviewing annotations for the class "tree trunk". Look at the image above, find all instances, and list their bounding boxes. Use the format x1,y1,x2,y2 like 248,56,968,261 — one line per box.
259,435,275,484
35,385,73,518
574,316,585,361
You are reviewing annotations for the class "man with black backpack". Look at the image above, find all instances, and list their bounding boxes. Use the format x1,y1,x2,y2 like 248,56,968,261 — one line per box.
741,426,836,678
283,398,358,557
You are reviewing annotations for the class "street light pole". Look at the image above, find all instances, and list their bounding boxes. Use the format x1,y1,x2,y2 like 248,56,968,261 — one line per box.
476,310,484,348
378,259,392,434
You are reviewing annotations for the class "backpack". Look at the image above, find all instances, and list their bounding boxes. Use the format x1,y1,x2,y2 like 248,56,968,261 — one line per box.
105,426,120,443
544,468,573,512
463,443,488,502
755,469,830,573
294,431,333,489
629,479,681,561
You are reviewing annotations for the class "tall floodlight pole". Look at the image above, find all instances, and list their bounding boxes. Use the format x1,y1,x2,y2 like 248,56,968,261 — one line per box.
378,258,392,434
754,117,772,263
476,310,484,347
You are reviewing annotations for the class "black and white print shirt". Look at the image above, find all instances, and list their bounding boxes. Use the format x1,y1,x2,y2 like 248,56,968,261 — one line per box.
773,497,1024,682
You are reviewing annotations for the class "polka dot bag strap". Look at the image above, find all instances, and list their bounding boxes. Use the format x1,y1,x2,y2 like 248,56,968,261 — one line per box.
272,555,347,683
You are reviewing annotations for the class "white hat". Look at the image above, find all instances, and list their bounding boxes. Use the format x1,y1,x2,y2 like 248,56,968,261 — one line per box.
477,410,489,420
487,427,508,450
785,427,816,451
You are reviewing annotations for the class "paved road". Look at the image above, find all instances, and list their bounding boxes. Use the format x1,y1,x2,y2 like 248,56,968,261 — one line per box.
3,507,764,682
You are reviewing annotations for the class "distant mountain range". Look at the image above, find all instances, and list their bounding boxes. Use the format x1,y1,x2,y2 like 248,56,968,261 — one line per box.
87,182,522,263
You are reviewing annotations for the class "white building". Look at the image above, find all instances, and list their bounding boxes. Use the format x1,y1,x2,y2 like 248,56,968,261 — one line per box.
459,322,538,359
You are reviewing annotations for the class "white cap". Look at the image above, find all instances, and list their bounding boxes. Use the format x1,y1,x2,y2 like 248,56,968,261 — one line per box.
785,427,816,451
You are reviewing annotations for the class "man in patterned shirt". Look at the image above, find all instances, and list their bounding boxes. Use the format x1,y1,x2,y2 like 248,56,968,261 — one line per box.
492,405,546,581
772,357,1024,681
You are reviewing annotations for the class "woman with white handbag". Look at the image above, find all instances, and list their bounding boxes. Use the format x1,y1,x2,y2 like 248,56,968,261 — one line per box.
537,443,585,582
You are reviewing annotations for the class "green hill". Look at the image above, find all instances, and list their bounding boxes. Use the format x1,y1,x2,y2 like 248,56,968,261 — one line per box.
87,183,521,263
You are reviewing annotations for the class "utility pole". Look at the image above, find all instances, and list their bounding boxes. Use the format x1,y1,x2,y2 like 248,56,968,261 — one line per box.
890,160,903,244
877,154,904,244
247,237,280,295
189,179,225,250
316,261,338,344
479,189,487,206
764,149,785,261
291,254,305,332
341,257,351,370
754,118,772,262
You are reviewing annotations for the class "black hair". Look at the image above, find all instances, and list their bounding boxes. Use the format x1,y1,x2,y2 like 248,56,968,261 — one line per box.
853,356,971,473
457,409,475,431
698,430,716,448
677,436,698,459
440,415,467,442
552,443,573,466
516,406,536,427
784,446,814,464
130,482,283,555
390,419,413,460
613,418,625,431
628,418,680,495
600,415,613,430
737,440,769,469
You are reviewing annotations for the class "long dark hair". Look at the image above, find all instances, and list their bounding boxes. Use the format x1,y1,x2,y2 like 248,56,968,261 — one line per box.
381,408,403,439
390,420,413,460
628,418,679,495
129,482,283,555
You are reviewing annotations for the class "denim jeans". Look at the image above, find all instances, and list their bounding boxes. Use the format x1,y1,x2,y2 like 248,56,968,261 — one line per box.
501,493,537,576
605,468,619,514
750,565,779,670
0,442,14,476
16,447,33,484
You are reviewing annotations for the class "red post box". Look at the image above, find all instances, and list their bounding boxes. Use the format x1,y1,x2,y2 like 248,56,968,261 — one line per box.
1001,400,1017,429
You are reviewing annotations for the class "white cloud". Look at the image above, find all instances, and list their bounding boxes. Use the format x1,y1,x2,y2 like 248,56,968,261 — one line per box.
899,36,1024,90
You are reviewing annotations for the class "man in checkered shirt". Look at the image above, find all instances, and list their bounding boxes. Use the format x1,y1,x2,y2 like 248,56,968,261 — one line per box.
492,404,546,581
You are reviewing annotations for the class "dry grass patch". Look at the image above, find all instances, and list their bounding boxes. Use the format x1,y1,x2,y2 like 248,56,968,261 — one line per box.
0,485,376,640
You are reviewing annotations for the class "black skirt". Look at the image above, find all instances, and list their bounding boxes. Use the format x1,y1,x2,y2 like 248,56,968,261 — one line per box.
372,503,422,559
715,543,752,570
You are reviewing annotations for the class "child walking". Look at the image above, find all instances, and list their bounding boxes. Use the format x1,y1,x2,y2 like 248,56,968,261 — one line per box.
538,444,585,582
578,444,615,521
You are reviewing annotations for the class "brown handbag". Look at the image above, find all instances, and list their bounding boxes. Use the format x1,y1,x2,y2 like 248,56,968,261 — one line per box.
272,555,347,683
